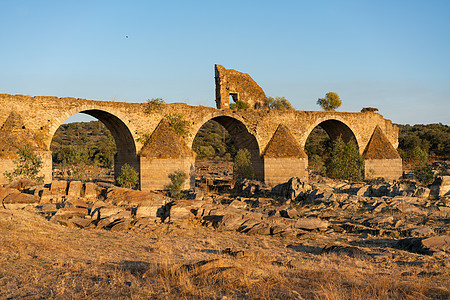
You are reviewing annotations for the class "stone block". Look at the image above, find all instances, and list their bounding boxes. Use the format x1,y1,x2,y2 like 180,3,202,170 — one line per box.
99,206,125,219
83,182,98,199
67,181,83,198
3,193,38,209
51,180,68,196
53,207,89,219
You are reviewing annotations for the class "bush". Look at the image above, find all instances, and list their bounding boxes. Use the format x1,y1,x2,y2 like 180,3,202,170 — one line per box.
144,98,165,114
116,163,139,189
230,101,250,110
165,170,188,199
233,149,254,180
196,145,215,159
166,114,192,137
410,146,434,184
4,145,44,183
308,154,325,175
325,137,364,181
264,96,294,110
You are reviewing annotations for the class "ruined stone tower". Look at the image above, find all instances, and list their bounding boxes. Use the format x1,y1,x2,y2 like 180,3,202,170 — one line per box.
215,64,267,109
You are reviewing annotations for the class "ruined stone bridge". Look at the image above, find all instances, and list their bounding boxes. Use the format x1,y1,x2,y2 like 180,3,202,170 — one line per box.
0,65,402,190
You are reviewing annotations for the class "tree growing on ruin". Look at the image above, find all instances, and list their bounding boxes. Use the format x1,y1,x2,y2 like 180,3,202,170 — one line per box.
166,114,192,137
233,148,254,180
4,145,44,183
317,92,342,111
264,96,294,110
144,98,165,114
325,137,364,181
230,101,250,110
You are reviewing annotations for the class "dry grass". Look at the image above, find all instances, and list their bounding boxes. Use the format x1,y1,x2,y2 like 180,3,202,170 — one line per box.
0,209,448,299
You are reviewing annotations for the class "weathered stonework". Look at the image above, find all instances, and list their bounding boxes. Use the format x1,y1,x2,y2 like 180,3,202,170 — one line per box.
363,126,402,181
215,64,267,109
0,83,402,189
263,125,308,184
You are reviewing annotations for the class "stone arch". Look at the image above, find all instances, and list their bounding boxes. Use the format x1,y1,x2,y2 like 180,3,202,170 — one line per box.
191,114,264,181
303,118,360,151
48,107,139,184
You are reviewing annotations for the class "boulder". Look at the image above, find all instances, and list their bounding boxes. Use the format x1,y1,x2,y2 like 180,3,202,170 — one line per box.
280,207,299,219
396,236,450,255
407,227,434,237
66,217,92,229
106,188,169,206
413,187,430,198
169,200,203,220
422,236,450,254
272,177,312,200
430,176,450,199
234,179,271,197
110,219,132,232
99,206,125,219
3,192,39,209
294,218,329,231
228,199,247,210
52,207,89,220
0,187,20,206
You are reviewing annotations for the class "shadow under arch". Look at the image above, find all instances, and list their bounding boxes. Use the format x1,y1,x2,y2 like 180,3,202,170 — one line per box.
307,119,359,148
193,115,264,181
51,109,139,185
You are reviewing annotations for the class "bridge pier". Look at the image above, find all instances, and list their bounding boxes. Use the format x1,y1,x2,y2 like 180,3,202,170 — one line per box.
139,156,195,192
263,157,308,186
262,125,309,185
362,126,403,181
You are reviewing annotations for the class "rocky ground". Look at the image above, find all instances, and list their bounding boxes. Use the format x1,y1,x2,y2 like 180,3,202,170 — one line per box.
0,173,449,299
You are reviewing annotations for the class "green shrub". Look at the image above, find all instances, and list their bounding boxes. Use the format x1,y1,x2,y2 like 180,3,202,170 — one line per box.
165,170,188,199
325,137,364,181
233,149,254,180
410,146,434,184
308,154,325,175
4,145,44,182
230,101,250,110
264,96,294,110
196,145,215,159
116,163,139,189
166,114,192,137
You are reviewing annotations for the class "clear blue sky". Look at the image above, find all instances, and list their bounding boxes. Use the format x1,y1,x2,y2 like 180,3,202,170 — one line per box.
1,0,449,125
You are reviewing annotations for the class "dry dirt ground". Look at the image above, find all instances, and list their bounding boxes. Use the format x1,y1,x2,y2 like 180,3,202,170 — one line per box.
1,207,449,300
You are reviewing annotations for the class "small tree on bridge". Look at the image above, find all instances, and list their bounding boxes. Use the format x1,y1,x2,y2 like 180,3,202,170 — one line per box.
264,96,294,110
317,92,342,111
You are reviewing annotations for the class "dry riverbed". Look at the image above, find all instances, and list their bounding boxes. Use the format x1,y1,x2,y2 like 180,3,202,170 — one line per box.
0,175,449,299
